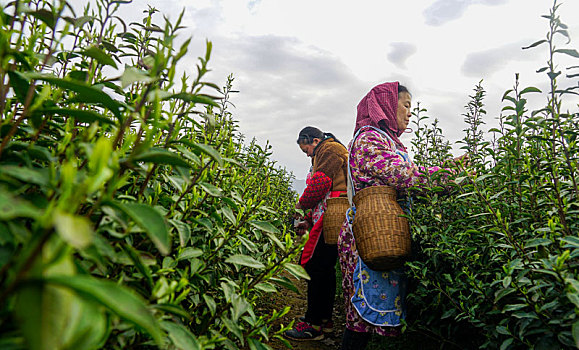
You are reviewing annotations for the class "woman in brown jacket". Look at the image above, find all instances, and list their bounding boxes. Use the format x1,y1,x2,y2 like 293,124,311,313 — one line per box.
284,126,348,341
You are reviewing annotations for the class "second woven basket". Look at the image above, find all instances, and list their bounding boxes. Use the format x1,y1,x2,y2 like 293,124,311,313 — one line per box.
323,196,350,245
352,186,411,270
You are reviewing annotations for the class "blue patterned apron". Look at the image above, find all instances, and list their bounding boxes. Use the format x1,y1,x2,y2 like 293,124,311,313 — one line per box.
347,126,410,327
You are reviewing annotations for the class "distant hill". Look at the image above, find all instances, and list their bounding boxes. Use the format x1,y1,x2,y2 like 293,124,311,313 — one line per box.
292,178,306,196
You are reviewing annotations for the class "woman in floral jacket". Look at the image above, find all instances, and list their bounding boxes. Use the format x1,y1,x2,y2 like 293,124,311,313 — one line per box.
338,82,460,349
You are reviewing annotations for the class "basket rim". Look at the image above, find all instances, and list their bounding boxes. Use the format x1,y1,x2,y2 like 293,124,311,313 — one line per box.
353,185,397,203
327,196,349,202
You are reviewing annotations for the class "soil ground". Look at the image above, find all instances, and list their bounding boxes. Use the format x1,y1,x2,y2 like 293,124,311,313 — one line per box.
265,272,346,350
262,265,442,350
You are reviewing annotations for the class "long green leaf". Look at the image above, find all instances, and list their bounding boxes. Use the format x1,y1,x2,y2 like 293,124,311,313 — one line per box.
225,254,265,269
170,139,223,166
0,165,49,187
120,66,155,88
177,247,203,260
198,182,223,197
105,201,171,255
170,219,191,247
43,275,162,346
573,320,579,348
121,244,153,290
41,107,115,125
522,39,546,50
163,92,220,107
555,49,579,58
0,189,41,220
53,211,94,249
80,46,118,68
26,8,57,29
250,220,280,234
284,263,310,280
151,304,190,319
25,73,124,119
7,70,35,104
519,87,542,95
132,148,192,168
161,321,201,350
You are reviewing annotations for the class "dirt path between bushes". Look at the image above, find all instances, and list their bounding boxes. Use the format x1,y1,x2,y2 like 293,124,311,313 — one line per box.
265,273,346,350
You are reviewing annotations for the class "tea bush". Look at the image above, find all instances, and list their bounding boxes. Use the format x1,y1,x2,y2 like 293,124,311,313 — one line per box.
0,1,305,349
406,2,579,349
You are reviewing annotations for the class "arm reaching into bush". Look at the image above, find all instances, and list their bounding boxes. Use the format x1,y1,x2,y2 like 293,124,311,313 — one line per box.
350,129,454,193
296,171,333,209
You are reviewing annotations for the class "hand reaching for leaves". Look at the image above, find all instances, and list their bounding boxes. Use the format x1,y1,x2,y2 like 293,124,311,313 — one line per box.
295,220,310,236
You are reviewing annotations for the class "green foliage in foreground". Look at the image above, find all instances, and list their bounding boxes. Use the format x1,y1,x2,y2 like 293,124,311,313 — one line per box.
405,2,579,349
0,1,304,349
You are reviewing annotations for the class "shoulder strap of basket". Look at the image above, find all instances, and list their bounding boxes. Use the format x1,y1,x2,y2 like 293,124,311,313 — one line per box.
347,125,395,207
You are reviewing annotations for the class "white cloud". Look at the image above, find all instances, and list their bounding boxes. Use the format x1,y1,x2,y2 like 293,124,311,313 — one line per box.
461,41,535,78
423,0,508,26
388,43,418,70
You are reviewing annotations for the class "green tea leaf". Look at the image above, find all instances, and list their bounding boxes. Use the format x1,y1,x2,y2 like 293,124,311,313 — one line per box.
525,238,552,248
231,294,251,321
25,73,124,119
132,148,192,168
7,70,35,104
572,320,579,348
41,107,115,125
198,182,223,197
53,211,94,249
44,275,162,346
152,304,189,319
170,219,191,247
270,276,298,293
561,236,579,249
255,282,277,293
203,295,217,316
105,201,171,255
250,220,280,234
0,165,49,187
0,190,41,220
225,254,265,269
121,244,153,291
220,206,236,225
177,247,203,260
26,8,57,29
72,15,95,29
15,278,110,350
284,263,310,280
120,66,154,88
555,49,579,58
161,321,202,350
522,39,546,49
519,87,541,95
500,338,513,350
171,139,223,166
163,92,220,107
80,46,118,68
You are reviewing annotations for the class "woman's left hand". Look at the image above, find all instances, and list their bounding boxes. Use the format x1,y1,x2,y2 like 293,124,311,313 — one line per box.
449,153,470,168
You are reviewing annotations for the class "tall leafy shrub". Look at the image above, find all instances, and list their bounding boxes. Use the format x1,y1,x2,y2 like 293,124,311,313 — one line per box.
0,1,305,349
406,1,579,349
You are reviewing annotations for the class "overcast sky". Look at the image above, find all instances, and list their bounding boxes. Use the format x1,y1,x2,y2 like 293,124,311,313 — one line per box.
91,0,578,179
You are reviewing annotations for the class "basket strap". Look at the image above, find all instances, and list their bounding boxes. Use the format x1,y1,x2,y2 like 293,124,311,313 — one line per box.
347,125,397,207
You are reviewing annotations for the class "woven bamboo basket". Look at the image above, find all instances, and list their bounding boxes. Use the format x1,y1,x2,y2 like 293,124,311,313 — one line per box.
323,197,350,245
352,186,411,270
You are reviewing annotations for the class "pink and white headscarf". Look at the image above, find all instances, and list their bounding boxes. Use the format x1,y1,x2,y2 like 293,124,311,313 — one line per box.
354,81,406,151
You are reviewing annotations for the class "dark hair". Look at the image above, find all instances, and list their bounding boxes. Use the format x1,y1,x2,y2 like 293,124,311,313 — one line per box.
398,84,411,96
297,126,343,146
297,126,324,145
